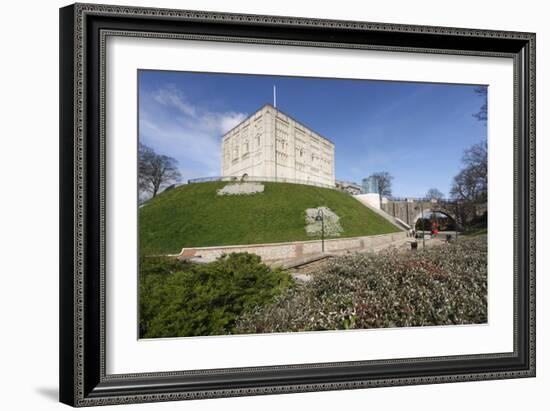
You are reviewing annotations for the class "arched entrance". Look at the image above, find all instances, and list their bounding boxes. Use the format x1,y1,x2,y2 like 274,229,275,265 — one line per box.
413,209,459,232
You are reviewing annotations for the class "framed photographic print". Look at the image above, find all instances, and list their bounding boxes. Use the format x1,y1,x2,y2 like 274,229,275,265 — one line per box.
59,3,536,407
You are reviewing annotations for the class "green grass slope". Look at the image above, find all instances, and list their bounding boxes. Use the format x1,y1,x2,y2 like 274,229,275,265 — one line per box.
140,182,401,255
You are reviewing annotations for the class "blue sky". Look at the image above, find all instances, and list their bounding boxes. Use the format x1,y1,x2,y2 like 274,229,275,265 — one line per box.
138,70,487,197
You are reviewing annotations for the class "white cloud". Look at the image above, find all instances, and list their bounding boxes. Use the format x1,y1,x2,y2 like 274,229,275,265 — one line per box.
220,112,248,133
199,111,247,135
152,86,198,119
140,117,221,175
140,85,248,179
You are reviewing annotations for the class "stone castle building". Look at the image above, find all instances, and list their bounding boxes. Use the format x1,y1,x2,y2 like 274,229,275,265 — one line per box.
335,180,362,195
221,104,335,187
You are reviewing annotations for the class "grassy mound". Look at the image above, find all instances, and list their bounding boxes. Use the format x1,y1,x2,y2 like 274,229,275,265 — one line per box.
140,182,400,255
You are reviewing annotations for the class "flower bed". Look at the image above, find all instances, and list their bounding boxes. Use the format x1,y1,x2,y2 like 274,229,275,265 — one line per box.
236,235,487,333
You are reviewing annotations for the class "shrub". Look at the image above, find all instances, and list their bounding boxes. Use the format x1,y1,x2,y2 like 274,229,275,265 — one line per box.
139,253,293,338
236,235,487,333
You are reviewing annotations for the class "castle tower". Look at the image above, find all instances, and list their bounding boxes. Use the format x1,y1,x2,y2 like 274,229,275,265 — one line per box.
221,104,335,187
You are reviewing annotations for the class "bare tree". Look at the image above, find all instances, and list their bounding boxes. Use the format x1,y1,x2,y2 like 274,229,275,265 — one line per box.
450,141,488,227
450,167,485,202
425,188,444,200
139,143,181,199
369,172,394,198
452,141,488,202
473,86,488,122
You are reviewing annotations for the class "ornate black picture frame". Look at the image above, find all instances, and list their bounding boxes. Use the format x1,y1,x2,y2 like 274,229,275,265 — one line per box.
59,3,535,407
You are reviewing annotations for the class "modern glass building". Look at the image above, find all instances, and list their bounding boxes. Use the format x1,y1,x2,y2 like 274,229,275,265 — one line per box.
362,176,379,194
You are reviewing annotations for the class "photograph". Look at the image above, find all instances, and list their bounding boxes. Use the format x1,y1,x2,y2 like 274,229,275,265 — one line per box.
137,70,489,339
56,2,536,407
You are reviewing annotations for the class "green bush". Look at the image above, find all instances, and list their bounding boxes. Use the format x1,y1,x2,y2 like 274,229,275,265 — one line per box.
139,253,293,338
236,235,487,333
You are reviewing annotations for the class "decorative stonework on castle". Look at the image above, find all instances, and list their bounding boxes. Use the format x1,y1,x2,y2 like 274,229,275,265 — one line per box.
216,182,265,196
221,104,335,187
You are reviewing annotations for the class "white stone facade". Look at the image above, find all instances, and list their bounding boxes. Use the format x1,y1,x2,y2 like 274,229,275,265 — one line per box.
221,104,335,187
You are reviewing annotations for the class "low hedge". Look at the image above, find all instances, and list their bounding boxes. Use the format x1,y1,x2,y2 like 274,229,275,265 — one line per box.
236,235,487,333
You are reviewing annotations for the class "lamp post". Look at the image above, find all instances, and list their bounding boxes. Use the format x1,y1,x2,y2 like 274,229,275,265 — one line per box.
456,202,460,241
315,208,325,253
414,202,425,250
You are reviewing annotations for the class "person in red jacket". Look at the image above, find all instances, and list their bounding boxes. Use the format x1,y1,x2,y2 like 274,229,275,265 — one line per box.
431,221,439,238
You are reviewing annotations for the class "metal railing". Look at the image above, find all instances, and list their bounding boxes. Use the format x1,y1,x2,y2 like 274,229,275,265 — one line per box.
187,175,339,191
386,197,455,203
178,178,460,203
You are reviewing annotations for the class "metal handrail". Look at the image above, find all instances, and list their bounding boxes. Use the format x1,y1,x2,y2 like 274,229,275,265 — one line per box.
386,197,455,203
187,175,339,190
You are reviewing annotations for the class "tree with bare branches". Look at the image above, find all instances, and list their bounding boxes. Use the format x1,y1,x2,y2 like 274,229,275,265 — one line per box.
450,141,487,227
473,85,488,122
369,171,394,198
139,143,181,200
451,141,487,202
425,188,444,200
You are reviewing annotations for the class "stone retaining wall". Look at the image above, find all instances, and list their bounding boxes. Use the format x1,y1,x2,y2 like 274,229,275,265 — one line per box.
177,231,407,262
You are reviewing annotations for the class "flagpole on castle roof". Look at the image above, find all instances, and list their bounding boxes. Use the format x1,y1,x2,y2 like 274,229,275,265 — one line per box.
273,85,277,108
